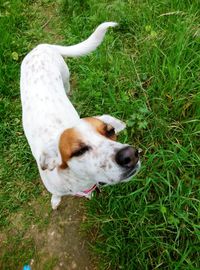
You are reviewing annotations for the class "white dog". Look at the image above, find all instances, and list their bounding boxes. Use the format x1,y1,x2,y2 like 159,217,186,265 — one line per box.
20,22,141,209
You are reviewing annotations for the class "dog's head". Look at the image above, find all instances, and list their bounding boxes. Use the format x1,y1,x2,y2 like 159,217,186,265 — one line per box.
39,115,141,185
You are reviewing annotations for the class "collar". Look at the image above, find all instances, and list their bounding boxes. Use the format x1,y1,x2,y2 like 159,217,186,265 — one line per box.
75,184,97,197
82,184,97,194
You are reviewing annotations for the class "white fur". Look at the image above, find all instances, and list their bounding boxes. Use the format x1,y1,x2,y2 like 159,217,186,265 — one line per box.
20,22,140,209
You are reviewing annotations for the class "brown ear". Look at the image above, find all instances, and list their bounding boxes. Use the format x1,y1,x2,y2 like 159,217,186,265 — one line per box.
84,117,117,141
59,128,82,169
59,161,68,170
84,117,106,135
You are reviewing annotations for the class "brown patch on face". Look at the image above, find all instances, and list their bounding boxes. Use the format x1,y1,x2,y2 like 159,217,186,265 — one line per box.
84,117,117,141
59,128,83,169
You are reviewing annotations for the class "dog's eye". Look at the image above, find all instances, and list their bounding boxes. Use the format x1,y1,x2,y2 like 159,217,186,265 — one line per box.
106,126,115,137
72,145,90,157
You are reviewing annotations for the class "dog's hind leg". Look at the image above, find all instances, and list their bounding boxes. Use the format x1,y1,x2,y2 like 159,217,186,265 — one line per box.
51,194,61,210
59,57,71,95
61,67,70,95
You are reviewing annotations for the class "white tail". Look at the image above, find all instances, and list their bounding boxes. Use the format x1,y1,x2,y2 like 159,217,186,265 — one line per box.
48,22,118,57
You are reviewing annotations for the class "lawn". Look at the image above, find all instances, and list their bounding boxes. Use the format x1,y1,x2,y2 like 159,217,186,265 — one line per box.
0,0,200,269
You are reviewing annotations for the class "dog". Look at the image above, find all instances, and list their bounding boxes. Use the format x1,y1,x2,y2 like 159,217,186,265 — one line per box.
20,22,141,209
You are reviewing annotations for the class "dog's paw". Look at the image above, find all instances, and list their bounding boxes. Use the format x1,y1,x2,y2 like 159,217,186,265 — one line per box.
51,195,61,210
39,144,59,171
39,152,58,171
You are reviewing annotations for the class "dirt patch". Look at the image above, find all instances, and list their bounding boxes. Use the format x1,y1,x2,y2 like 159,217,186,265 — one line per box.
30,196,98,270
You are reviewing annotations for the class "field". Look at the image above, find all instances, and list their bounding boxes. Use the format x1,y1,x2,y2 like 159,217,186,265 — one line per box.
0,0,199,269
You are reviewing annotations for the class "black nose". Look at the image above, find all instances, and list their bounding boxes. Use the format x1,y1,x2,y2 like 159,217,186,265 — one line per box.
115,146,139,168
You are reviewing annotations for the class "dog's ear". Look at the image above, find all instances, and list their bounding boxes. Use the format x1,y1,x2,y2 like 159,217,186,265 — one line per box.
95,114,126,133
39,141,60,171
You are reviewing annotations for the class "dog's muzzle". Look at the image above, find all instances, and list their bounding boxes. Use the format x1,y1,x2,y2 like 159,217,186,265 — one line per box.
115,146,140,179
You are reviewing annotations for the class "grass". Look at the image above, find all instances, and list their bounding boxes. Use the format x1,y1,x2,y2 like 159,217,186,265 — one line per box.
60,1,200,269
0,0,63,269
0,0,200,269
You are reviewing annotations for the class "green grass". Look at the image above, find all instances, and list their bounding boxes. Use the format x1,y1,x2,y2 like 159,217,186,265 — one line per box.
60,0,200,269
0,0,200,269
0,0,63,268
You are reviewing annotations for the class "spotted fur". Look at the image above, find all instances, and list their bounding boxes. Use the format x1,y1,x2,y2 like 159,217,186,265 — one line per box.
20,22,140,209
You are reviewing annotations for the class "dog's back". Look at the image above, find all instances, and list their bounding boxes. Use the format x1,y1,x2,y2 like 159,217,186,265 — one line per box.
20,22,117,159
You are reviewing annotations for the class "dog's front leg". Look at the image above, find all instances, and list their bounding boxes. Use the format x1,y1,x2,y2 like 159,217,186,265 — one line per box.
51,195,61,210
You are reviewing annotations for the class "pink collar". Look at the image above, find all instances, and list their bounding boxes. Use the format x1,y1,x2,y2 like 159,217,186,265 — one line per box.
82,184,97,194
76,184,97,197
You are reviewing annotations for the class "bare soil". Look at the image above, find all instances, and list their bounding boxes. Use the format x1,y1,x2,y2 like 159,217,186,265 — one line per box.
30,196,98,270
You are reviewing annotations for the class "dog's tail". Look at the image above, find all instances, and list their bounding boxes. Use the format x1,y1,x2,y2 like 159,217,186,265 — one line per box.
47,22,117,57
